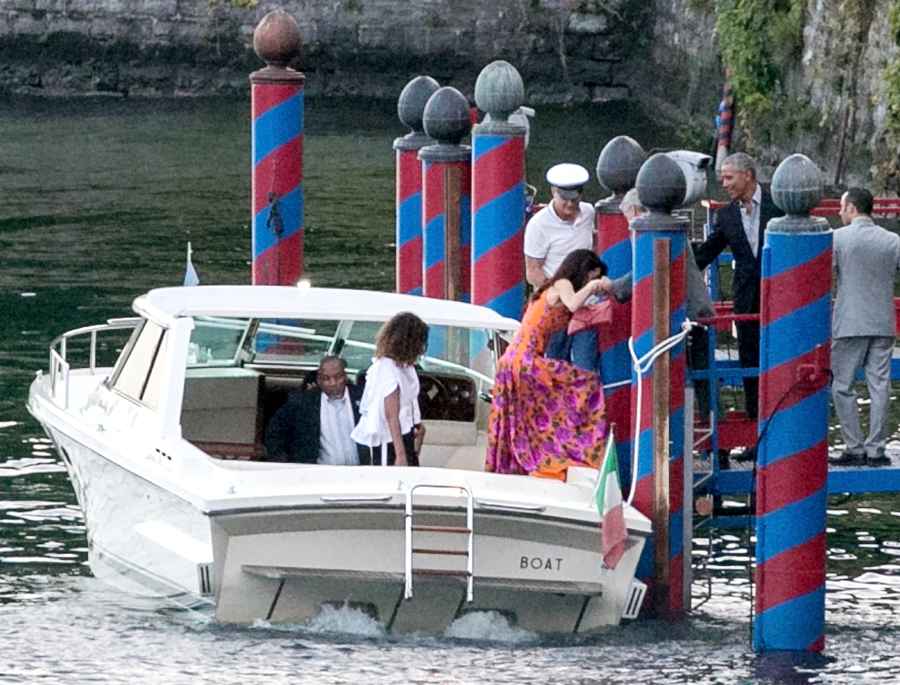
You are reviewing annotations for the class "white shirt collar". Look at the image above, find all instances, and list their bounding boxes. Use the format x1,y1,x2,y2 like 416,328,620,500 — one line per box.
324,388,349,404
548,200,584,225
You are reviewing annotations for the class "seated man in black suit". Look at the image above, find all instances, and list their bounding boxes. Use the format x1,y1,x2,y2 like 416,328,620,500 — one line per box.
264,356,363,464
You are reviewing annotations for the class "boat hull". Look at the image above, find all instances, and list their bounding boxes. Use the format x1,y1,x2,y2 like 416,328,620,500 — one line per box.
31,375,647,634
43,423,214,605
211,504,646,633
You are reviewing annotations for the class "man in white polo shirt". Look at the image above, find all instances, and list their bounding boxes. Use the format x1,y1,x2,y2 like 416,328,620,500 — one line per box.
524,163,598,369
524,163,595,288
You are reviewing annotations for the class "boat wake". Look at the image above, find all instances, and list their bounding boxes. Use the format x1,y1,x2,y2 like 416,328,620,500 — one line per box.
445,610,537,643
250,603,386,639
302,603,386,638
247,605,536,643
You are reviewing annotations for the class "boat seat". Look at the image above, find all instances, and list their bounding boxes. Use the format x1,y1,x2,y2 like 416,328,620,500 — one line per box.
181,367,264,459
418,420,486,471
192,441,265,461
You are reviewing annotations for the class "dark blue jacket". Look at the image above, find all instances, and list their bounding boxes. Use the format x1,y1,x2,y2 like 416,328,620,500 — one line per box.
264,385,363,463
694,186,784,314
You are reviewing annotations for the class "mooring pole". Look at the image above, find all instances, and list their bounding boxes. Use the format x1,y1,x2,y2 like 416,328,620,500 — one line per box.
754,154,831,652
249,10,304,286
419,87,472,303
651,240,672,615
394,76,439,296
471,60,527,319
595,135,647,488
629,153,688,617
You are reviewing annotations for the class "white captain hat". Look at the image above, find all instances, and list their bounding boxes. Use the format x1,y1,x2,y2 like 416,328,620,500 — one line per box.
546,163,589,199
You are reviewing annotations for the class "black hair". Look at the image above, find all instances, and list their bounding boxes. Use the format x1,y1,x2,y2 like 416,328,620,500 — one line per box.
844,187,874,216
534,249,607,300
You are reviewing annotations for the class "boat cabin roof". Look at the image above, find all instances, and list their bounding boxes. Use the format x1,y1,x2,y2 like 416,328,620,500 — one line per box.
134,286,521,331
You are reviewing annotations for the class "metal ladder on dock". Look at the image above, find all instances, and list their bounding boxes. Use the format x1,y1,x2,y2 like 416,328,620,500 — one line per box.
404,484,474,602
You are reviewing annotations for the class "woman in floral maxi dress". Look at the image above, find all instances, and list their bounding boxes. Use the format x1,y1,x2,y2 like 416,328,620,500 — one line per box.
486,249,610,479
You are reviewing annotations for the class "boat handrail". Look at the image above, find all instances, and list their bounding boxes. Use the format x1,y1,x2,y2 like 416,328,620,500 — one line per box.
474,498,547,513
47,318,142,408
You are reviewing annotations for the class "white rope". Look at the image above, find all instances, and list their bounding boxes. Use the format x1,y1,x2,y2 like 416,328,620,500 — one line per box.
602,377,632,391
625,318,700,506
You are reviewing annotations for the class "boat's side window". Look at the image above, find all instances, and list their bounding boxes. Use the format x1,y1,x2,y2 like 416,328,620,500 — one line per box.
142,333,169,409
111,321,167,408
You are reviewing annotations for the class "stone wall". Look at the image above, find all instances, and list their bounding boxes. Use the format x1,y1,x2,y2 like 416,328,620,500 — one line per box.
0,0,653,102
0,0,896,189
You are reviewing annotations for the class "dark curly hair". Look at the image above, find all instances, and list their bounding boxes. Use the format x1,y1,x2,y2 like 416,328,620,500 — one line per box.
375,312,429,365
533,249,607,300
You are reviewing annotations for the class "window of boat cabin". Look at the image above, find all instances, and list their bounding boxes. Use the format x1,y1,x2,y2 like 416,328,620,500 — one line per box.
250,319,340,367
183,317,344,370
110,320,168,409
186,317,249,367
225,318,500,386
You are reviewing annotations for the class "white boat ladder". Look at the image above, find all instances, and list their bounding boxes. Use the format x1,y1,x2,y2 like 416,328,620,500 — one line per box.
404,484,474,602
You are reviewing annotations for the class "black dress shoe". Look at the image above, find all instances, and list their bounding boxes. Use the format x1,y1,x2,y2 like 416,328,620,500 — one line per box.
734,447,756,463
717,449,731,471
867,453,891,467
829,450,866,466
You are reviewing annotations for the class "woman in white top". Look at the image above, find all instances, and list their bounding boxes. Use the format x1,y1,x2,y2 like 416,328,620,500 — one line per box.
351,312,429,466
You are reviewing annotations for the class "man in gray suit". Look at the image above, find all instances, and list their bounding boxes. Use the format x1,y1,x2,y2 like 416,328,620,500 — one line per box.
830,188,900,467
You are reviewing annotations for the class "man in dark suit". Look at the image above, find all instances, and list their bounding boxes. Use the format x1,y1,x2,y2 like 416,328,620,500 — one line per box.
694,152,784,423
265,356,363,464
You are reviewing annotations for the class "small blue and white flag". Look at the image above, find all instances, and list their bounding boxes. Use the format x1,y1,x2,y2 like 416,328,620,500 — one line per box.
184,241,200,287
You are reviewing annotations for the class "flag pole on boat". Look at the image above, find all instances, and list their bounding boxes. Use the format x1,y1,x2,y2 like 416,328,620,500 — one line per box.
183,241,200,287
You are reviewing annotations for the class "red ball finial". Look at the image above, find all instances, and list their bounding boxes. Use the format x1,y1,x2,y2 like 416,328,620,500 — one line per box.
253,9,302,68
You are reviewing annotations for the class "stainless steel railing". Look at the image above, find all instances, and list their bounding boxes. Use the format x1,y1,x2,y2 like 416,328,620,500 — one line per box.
47,318,140,409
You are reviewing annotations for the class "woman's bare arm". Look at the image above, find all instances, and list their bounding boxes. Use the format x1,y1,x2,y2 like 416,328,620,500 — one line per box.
550,278,603,312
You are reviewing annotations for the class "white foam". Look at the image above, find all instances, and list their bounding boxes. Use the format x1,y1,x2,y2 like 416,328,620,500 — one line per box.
303,603,386,638
249,603,385,638
445,610,537,643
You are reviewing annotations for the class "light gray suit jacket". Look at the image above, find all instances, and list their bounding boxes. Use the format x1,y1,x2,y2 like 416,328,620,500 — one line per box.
833,216,900,338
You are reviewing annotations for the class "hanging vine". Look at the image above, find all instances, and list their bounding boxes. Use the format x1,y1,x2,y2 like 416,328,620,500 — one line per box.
885,1,900,182
712,0,805,122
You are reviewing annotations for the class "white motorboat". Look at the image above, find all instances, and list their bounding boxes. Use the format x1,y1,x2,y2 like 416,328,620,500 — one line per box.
27,285,650,633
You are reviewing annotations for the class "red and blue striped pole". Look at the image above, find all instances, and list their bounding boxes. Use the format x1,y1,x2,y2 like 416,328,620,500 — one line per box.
629,154,688,617
754,155,831,652
394,76,439,295
420,87,472,303
250,10,304,286
471,60,527,319
595,136,647,488
714,77,735,174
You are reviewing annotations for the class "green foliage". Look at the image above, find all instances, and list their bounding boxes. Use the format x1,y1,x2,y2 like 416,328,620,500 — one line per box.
713,0,805,121
885,0,900,186
891,0,900,42
208,0,258,8
887,60,900,137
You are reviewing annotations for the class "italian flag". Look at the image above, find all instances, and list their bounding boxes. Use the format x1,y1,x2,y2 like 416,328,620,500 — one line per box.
595,433,627,570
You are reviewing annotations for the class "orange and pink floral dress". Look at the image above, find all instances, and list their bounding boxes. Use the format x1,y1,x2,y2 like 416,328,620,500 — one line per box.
486,292,608,479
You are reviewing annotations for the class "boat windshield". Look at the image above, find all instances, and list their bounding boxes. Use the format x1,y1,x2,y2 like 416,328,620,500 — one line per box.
186,316,498,383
